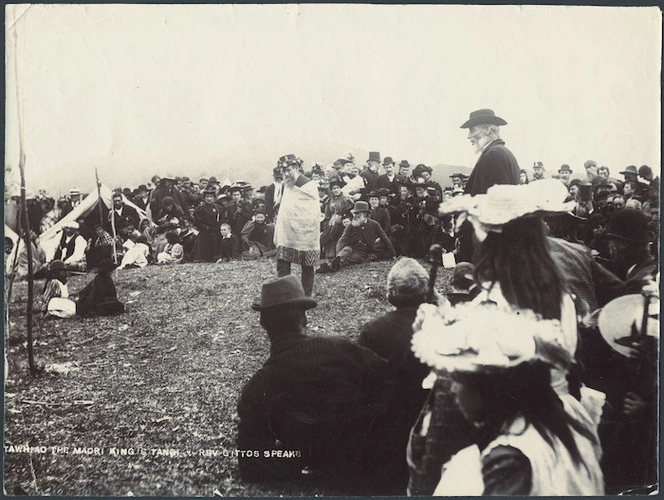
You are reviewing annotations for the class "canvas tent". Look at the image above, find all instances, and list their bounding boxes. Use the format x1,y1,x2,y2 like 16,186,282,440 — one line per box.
40,185,147,262
4,224,19,276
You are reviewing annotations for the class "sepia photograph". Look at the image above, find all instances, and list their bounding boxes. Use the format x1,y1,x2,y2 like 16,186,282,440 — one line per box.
4,3,661,496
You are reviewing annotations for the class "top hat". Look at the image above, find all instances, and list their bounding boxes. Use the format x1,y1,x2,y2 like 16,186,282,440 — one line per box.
460,109,508,129
399,160,410,168
619,165,638,176
367,152,381,163
351,201,370,213
382,156,395,166
558,164,572,173
251,275,317,311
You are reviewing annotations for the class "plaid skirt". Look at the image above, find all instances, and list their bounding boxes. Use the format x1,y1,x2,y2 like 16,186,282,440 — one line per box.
276,246,319,267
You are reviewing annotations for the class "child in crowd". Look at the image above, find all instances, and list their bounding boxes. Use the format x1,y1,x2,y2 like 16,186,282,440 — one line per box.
157,230,184,264
217,223,239,262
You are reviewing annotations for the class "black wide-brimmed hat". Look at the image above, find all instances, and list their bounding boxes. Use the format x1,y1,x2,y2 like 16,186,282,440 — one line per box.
605,208,654,243
460,108,508,129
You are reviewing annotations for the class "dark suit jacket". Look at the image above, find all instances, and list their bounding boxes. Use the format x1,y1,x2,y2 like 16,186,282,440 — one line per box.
375,174,407,197
336,218,395,256
548,237,625,316
359,307,431,491
464,139,520,195
237,333,391,482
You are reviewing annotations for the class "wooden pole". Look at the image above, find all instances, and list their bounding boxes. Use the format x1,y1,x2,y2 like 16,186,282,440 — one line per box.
13,21,36,376
95,167,104,228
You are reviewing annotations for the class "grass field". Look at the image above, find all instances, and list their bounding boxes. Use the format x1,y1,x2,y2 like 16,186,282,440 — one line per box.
4,258,452,496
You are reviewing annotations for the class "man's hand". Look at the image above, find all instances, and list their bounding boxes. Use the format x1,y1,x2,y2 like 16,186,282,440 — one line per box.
623,392,648,417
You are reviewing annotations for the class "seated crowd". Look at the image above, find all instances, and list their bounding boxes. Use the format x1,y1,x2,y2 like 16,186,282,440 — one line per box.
7,154,658,279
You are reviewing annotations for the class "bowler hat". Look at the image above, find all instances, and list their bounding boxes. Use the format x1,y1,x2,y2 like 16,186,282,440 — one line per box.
619,165,638,176
638,165,653,178
382,156,395,166
399,160,410,168
367,152,381,163
460,109,507,129
558,164,572,173
138,184,149,192
251,275,317,311
208,176,220,185
351,201,370,213
533,162,544,169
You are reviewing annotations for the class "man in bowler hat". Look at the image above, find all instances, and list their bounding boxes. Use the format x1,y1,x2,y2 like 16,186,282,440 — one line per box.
237,275,391,486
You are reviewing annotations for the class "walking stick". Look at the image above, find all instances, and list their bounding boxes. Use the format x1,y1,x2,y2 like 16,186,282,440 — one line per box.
427,244,443,303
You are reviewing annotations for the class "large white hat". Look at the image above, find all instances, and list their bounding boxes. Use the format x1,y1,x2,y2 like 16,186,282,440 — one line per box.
598,294,659,358
439,179,575,240
411,304,572,373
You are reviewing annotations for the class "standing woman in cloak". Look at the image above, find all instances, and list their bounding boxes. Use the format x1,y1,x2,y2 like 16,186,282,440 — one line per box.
273,154,321,296
192,187,222,262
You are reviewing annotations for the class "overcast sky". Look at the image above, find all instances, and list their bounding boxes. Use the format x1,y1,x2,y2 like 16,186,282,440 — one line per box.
5,4,661,196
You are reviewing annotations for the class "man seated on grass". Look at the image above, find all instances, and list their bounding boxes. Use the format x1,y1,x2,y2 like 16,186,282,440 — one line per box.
318,201,395,273
357,258,433,494
237,275,392,487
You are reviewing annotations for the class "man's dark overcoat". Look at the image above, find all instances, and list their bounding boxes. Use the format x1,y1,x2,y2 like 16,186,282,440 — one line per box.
464,138,520,195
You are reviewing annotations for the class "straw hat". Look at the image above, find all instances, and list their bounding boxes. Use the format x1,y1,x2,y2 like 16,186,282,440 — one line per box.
598,294,659,358
411,304,571,373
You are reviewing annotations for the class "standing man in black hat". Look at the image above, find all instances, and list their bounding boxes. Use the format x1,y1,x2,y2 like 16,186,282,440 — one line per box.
361,152,382,193
375,157,406,198
458,108,520,262
274,154,320,296
461,109,520,196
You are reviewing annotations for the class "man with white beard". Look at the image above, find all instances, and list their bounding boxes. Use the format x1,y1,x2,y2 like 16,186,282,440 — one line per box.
461,109,520,196
458,109,520,262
